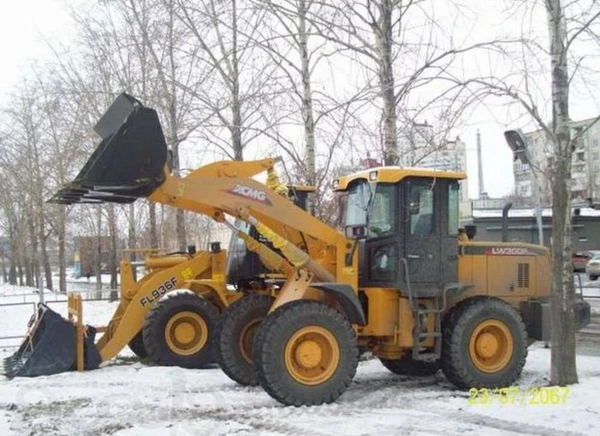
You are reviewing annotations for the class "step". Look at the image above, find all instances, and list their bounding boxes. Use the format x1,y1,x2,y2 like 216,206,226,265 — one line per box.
418,332,442,338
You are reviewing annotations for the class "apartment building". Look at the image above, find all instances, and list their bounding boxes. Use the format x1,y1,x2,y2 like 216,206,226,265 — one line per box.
513,117,600,204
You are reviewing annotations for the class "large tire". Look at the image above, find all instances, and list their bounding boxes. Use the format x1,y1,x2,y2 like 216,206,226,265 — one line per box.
441,298,527,390
380,357,439,376
254,300,359,406
216,294,274,386
128,331,148,358
143,293,220,368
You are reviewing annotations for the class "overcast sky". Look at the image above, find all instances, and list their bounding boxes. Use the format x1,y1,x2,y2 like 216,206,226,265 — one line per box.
1,0,599,200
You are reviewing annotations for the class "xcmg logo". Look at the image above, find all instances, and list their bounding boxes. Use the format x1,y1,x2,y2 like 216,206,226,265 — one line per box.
227,184,272,205
486,247,532,256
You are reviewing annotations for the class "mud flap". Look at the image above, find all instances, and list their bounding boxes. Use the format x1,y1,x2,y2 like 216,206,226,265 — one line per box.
520,297,592,342
1,305,101,378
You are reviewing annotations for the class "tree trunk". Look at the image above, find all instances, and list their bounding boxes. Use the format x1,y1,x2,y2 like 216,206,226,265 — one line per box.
8,223,17,285
23,256,31,287
231,0,243,161
128,203,136,253
39,218,53,291
547,0,578,385
9,254,17,285
299,0,316,214
108,204,118,299
96,205,103,295
17,252,24,286
149,202,159,249
128,203,137,280
375,0,397,166
58,205,67,294
27,213,39,289
1,251,6,283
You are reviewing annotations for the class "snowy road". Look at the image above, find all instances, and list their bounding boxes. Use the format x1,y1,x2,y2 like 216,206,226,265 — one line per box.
1,284,600,435
0,344,599,436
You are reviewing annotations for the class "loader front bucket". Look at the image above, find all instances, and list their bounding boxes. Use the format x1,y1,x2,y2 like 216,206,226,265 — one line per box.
1,304,101,378
49,93,168,205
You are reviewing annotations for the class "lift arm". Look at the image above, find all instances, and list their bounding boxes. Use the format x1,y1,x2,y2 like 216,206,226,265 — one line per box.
50,93,357,288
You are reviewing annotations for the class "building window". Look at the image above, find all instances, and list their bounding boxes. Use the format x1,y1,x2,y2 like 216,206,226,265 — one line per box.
516,180,532,197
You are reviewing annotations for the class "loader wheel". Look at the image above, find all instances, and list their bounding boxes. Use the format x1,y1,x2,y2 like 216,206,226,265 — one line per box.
143,293,219,368
254,300,358,406
216,294,274,386
128,331,148,358
441,298,527,390
380,357,439,376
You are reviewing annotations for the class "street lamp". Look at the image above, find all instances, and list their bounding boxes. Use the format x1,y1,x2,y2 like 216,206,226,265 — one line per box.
504,129,545,246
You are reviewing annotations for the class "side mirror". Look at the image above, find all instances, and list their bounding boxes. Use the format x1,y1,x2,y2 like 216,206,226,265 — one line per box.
465,224,477,240
345,224,367,240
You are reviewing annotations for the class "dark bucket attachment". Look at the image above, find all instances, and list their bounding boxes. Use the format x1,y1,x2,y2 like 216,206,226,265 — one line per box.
49,93,168,205
1,304,101,378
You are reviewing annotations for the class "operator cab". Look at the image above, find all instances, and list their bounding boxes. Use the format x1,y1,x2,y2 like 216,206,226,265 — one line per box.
335,168,466,294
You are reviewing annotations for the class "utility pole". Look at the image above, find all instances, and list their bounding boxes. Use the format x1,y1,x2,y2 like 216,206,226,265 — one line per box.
476,130,487,199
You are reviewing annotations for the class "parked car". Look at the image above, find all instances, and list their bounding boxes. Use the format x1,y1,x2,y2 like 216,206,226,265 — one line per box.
586,254,600,280
572,250,600,272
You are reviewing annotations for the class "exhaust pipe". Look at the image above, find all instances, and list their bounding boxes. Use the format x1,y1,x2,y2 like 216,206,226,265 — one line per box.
502,202,513,242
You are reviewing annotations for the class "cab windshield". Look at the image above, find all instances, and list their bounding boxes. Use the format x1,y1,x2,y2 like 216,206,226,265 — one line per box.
342,180,396,238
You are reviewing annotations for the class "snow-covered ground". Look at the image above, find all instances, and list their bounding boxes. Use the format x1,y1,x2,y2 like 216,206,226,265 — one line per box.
0,345,598,436
0,282,599,435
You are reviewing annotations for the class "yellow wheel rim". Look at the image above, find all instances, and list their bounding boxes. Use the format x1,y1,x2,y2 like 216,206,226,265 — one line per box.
469,319,513,373
239,318,262,364
164,311,208,356
284,326,340,386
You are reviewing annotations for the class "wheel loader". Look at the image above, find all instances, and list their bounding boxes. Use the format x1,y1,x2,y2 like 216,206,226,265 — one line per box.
1,95,312,379
33,93,591,406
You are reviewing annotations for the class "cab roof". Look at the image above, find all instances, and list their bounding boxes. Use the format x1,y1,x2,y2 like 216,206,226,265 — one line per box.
335,167,467,191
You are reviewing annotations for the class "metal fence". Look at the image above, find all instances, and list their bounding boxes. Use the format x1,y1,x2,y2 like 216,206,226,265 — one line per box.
0,276,598,350
0,290,116,349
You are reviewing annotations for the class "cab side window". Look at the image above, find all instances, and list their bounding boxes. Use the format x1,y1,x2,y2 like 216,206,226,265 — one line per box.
368,184,396,238
409,183,434,236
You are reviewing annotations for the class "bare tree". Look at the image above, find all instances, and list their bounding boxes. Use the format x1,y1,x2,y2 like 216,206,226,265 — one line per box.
545,0,600,386
0,83,56,292
306,0,492,165
451,0,600,384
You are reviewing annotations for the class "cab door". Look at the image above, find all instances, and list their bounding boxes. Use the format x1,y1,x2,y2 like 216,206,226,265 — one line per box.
359,183,400,288
404,178,442,290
